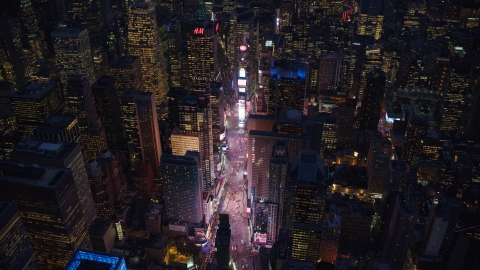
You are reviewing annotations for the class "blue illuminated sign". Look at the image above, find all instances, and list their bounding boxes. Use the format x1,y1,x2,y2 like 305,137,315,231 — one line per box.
65,249,127,270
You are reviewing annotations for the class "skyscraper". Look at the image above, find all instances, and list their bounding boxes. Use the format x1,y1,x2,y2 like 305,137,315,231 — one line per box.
33,115,81,143
319,215,341,264
51,27,96,86
403,116,429,166
178,95,214,190
10,82,63,140
357,68,386,131
381,194,418,270
186,20,218,93
366,139,392,195
161,151,203,224
357,0,384,40
91,76,124,153
282,151,326,262
65,74,108,160
121,92,162,188
10,138,97,229
440,63,471,131
268,77,307,117
109,56,144,98
0,162,92,269
0,14,28,88
0,199,39,270
127,0,168,108
317,52,343,94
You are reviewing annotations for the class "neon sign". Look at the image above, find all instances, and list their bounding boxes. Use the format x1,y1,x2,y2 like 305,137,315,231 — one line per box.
193,27,204,35
239,45,247,52
215,23,219,32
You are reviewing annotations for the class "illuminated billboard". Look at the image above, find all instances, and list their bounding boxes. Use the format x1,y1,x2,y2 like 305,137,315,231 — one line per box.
239,44,247,52
239,68,246,78
238,79,246,87
252,201,277,244
238,101,245,120
254,232,267,244
239,87,245,93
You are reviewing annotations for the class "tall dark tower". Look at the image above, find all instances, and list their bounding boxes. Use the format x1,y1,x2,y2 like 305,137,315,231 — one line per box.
0,15,28,88
381,193,418,270
404,116,429,166
465,77,480,142
65,74,108,160
10,138,98,230
440,63,471,131
0,200,39,270
357,68,386,131
282,151,326,262
92,76,124,154
0,162,92,269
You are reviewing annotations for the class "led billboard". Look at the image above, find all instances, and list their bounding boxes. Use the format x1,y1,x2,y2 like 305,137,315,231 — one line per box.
254,232,267,244
239,87,245,93
239,68,246,78
238,79,246,87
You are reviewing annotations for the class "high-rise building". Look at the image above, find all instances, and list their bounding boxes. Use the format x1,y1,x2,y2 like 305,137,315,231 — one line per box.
282,151,326,262
65,249,127,270
92,76,124,153
86,160,116,219
33,115,81,143
357,68,386,131
366,139,392,195
268,140,289,204
268,77,307,117
161,152,203,224
170,128,200,156
215,214,231,269
440,63,471,131
209,81,224,151
0,199,39,270
186,20,219,93
423,197,460,256
317,52,343,95
248,130,309,201
0,15,28,88
0,162,92,269
121,92,162,187
109,56,144,99
465,80,480,143
10,82,63,140
127,0,168,108
357,0,384,40
319,215,341,264
403,116,428,166
381,194,418,270
97,151,127,206
252,201,278,245
0,80,14,110
51,27,96,86
88,218,116,253
0,110,18,159
178,95,213,190
133,163,155,198
10,138,97,229
65,74,108,161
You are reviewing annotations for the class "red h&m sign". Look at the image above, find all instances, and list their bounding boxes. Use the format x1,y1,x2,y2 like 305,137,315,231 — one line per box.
193,27,204,35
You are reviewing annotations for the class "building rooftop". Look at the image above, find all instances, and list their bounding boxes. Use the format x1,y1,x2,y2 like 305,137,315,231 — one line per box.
51,27,87,38
65,249,127,270
12,138,78,160
89,218,113,237
0,161,70,188
11,82,57,100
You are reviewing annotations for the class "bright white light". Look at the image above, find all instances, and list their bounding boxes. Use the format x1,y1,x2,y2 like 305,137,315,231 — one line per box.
239,69,246,78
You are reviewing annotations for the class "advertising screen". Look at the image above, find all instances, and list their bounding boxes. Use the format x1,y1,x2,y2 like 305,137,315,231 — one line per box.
238,79,246,87
254,232,267,244
239,87,245,93
239,69,246,78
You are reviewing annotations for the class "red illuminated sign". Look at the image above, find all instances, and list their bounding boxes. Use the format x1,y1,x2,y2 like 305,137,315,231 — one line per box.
215,23,219,32
193,27,204,35
239,45,247,52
